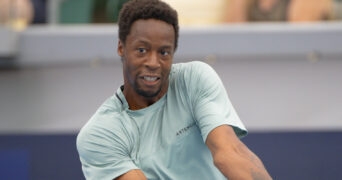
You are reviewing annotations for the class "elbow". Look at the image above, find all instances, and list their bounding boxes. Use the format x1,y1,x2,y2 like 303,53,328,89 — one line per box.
212,153,232,176
213,154,225,170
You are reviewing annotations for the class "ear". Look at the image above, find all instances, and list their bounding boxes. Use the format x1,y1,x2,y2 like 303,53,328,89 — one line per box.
117,40,124,57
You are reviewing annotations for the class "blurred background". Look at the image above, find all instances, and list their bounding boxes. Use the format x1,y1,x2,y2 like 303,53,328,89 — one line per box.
1,0,342,179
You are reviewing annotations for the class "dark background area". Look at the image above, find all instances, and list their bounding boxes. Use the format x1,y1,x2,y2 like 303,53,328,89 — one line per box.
1,131,341,180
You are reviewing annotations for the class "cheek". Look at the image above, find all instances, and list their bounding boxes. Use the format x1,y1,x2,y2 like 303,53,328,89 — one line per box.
161,64,172,80
162,61,172,72
123,59,139,79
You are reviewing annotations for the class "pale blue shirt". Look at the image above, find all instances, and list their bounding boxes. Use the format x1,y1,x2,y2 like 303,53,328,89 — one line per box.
77,61,247,180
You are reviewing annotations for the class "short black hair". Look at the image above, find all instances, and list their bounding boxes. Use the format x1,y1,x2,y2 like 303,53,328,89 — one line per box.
118,0,179,50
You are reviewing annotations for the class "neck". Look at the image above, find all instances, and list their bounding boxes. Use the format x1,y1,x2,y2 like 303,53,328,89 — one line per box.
123,85,168,110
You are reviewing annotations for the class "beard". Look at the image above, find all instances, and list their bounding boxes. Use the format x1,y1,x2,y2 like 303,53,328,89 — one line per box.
134,82,162,98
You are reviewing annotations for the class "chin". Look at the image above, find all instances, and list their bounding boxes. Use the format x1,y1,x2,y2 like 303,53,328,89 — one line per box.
136,88,161,98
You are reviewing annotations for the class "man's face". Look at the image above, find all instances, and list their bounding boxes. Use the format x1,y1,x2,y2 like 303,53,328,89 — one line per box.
118,19,175,100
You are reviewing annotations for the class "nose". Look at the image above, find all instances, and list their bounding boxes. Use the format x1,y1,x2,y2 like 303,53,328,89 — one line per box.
145,51,160,70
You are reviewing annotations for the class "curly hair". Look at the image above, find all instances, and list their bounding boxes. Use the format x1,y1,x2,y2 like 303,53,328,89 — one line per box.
118,0,179,50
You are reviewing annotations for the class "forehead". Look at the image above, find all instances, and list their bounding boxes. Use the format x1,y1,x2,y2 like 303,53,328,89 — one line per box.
126,19,175,46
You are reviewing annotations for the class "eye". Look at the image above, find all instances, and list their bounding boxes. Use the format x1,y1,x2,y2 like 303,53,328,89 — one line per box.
137,48,146,53
160,49,170,56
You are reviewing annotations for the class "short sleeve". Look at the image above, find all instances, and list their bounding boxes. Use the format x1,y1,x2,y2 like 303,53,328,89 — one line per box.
187,61,247,142
76,116,138,180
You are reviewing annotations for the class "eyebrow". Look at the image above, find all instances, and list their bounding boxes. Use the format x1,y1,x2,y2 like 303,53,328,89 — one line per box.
159,45,173,49
134,40,173,50
134,40,150,46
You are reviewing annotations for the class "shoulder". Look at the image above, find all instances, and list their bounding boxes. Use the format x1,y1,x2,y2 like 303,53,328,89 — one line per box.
173,60,221,84
171,61,217,83
76,95,127,151
172,61,213,73
76,96,138,179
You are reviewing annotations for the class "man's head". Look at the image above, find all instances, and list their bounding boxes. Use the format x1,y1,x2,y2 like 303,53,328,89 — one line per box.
117,0,179,109
118,0,179,50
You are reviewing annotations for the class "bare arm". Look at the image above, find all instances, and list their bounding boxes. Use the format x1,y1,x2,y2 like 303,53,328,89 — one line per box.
206,125,272,180
226,0,250,22
287,0,333,22
115,169,147,180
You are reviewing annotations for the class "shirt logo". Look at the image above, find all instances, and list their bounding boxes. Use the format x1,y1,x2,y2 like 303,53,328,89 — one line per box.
176,122,196,136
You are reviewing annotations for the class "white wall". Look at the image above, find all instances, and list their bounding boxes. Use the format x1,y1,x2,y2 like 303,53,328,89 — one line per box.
0,22,342,134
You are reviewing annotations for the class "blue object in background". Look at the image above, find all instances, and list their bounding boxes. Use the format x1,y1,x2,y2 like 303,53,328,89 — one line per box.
0,134,83,180
0,149,29,180
31,0,47,24
0,132,341,180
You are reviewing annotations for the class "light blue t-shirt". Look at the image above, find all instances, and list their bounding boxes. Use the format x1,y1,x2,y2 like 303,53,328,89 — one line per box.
77,61,247,180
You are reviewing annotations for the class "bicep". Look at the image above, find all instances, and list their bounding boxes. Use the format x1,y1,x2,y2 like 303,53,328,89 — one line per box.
206,125,272,179
206,125,244,156
115,169,147,180
206,124,255,166
206,125,250,177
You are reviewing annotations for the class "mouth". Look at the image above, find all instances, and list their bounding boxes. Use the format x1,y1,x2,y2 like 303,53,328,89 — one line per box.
143,76,159,82
140,75,161,86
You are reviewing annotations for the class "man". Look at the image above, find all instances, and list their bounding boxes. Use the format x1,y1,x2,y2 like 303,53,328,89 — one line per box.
76,0,272,179
0,0,33,30
287,0,333,22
